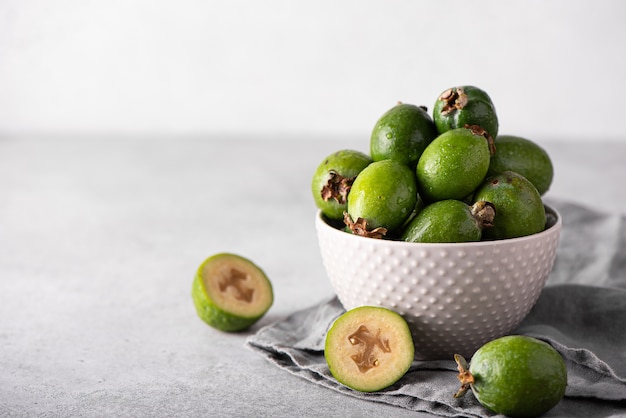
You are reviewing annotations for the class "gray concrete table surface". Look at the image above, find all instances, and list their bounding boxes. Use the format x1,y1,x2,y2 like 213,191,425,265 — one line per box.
1,136,625,417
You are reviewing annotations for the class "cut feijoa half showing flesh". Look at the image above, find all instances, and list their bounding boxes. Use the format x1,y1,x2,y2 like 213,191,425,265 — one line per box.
192,253,273,332
325,306,414,392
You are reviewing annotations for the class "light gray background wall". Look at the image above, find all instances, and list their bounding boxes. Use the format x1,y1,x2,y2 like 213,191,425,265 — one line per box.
1,0,625,141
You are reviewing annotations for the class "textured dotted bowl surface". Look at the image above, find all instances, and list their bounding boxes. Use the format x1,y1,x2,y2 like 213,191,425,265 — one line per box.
316,205,562,360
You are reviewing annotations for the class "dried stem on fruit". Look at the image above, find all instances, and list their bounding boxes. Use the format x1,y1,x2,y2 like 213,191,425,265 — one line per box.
464,124,496,156
453,354,475,398
321,171,355,204
439,87,468,115
471,200,496,229
343,212,388,239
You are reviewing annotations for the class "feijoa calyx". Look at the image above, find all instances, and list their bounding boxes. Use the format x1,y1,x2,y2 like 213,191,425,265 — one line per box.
370,102,438,169
312,149,373,220
454,335,567,418
416,125,493,202
325,306,414,392
401,200,495,243
346,159,417,238
433,85,499,140
192,253,273,332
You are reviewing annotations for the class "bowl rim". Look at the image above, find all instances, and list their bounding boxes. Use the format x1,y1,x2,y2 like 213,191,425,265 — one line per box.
316,204,562,248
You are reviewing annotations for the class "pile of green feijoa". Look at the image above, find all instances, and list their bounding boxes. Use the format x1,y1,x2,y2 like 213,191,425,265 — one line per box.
310,87,566,411
311,85,554,242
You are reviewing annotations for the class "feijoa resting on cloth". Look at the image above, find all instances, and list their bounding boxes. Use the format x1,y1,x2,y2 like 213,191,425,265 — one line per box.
246,199,626,417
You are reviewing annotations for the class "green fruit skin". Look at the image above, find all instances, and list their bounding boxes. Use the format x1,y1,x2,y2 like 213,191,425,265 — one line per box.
312,149,372,220
325,306,414,392
474,171,546,240
399,193,427,231
433,85,499,139
416,127,491,202
469,335,567,418
370,103,438,169
488,135,554,195
401,200,482,243
348,160,417,232
191,254,273,332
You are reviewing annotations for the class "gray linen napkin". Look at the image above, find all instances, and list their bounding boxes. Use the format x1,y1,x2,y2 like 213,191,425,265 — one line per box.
246,200,626,417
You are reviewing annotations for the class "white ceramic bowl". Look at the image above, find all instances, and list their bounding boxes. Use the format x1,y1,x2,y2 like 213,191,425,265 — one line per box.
316,205,562,360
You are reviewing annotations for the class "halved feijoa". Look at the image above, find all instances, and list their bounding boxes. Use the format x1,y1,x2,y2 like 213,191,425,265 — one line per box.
192,253,273,332
325,306,414,392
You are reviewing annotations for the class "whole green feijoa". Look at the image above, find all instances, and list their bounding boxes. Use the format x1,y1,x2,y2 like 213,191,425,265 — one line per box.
474,171,546,240
488,135,554,195
433,85,499,140
401,200,495,243
312,150,373,220
416,126,492,202
370,102,438,169
454,335,567,417
346,159,417,238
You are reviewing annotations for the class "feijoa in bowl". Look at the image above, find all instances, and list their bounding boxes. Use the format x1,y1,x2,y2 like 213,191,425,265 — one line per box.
315,205,561,360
